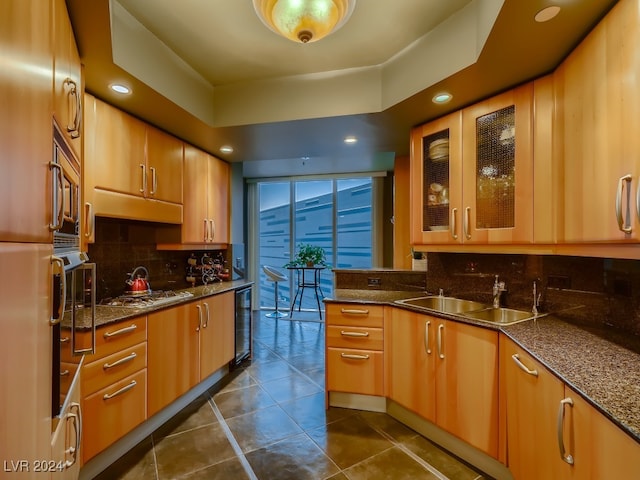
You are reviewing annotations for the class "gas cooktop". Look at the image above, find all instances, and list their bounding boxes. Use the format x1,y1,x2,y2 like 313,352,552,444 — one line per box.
100,290,194,309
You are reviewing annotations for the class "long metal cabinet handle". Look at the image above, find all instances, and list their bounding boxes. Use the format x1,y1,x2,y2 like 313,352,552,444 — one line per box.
103,380,137,400
150,166,157,195
450,208,458,240
210,219,216,241
139,164,146,193
464,206,471,240
196,304,202,331
557,397,575,465
511,354,538,376
84,202,94,238
203,219,208,242
66,402,82,468
340,330,369,337
49,161,64,231
64,411,79,467
340,308,369,315
103,324,137,339
64,78,81,138
50,255,66,325
203,302,210,328
340,353,370,360
424,320,432,354
437,324,445,359
103,352,137,370
616,174,633,233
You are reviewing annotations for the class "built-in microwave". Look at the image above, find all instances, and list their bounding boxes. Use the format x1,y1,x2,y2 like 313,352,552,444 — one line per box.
50,121,95,418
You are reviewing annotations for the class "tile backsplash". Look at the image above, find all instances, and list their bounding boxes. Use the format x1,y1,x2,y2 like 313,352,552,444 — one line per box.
425,252,640,337
87,218,234,301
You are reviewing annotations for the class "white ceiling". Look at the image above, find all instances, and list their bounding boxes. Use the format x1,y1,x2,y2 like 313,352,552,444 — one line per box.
67,0,619,175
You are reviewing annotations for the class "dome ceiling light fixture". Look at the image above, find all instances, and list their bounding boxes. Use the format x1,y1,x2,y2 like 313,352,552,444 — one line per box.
252,0,357,44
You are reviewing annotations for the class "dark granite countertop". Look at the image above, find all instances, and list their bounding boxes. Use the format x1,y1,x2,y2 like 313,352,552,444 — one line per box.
326,289,640,444
67,280,253,330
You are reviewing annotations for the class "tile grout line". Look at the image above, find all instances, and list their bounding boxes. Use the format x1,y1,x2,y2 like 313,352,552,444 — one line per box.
206,395,259,480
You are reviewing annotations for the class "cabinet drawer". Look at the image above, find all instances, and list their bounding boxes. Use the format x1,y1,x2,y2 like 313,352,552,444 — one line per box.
327,325,383,350
62,316,147,363
326,303,384,328
82,342,147,396
326,347,384,396
82,369,147,462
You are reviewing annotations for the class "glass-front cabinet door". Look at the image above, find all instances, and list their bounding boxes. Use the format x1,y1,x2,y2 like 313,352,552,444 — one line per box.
411,83,534,246
462,83,534,244
410,111,463,244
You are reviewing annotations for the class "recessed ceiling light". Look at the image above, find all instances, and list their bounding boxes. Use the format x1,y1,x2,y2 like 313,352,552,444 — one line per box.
535,6,561,23
110,83,131,94
344,136,357,144
432,92,452,104
220,145,234,154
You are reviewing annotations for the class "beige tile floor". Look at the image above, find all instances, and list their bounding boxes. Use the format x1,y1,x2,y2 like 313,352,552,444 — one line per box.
94,312,490,479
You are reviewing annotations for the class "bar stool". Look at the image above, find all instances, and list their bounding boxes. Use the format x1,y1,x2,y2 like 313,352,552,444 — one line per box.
262,265,288,318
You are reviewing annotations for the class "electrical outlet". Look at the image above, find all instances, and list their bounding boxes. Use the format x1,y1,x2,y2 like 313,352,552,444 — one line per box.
367,277,382,287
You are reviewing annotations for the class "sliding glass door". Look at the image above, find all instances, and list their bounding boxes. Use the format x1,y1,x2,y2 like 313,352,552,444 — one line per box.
256,177,373,315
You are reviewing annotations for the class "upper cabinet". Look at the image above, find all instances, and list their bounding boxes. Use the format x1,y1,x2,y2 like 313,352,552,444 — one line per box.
84,95,183,226
0,1,53,243
180,145,230,246
411,83,534,246
555,0,640,243
53,0,82,160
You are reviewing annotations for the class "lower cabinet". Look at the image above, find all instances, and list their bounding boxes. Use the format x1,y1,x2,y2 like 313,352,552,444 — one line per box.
388,308,500,458
147,303,199,417
73,316,148,463
325,303,385,396
147,292,236,416
51,359,83,480
502,335,640,479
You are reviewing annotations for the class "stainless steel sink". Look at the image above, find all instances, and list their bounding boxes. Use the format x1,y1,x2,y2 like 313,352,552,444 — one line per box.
461,307,538,325
395,296,487,314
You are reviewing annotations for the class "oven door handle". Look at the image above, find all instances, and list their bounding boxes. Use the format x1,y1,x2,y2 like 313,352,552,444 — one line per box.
71,263,97,356
50,256,66,326
49,162,65,231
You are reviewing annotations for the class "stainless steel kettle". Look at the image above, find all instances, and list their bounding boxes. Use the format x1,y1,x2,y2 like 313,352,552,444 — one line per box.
125,266,151,296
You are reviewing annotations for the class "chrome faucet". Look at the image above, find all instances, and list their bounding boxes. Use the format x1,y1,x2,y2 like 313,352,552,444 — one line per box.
492,275,506,308
532,279,542,315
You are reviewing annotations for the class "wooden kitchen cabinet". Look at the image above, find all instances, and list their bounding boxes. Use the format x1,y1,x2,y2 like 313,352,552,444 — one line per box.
199,291,235,380
326,303,385,397
0,1,53,242
388,308,500,458
501,335,640,479
411,83,533,245
53,0,82,160
501,334,566,479
51,360,82,480
86,96,182,224
63,315,148,463
555,0,640,243
147,303,199,416
179,144,230,245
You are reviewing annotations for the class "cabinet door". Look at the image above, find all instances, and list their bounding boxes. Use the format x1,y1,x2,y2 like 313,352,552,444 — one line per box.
182,145,210,243
501,335,565,479
556,0,640,242
199,292,235,380
82,93,96,247
145,126,183,204
91,97,146,197
410,111,463,244
147,303,199,416
387,309,435,421
436,320,499,458
82,369,147,462
207,155,230,244
51,367,82,480
0,0,52,242
462,83,534,244
53,0,82,159
326,347,384,396
563,387,640,480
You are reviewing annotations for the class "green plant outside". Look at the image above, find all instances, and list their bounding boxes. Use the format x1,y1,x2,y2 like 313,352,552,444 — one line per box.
284,243,331,268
